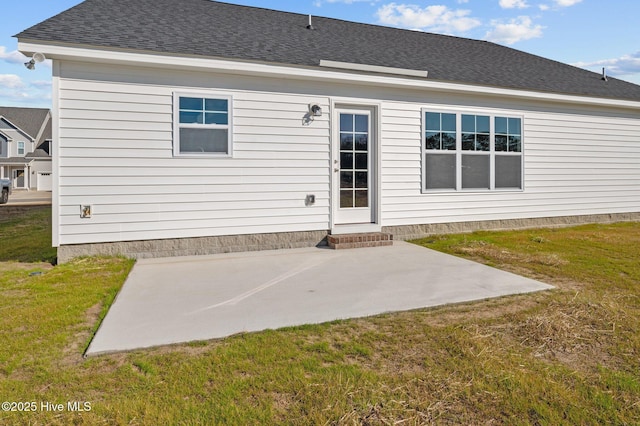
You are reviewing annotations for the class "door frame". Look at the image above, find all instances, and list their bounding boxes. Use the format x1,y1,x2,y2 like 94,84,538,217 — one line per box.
13,168,27,189
330,101,381,232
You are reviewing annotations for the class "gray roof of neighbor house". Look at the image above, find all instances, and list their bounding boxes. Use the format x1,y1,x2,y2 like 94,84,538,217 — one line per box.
16,0,640,102
26,149,50,159
0,107,51,144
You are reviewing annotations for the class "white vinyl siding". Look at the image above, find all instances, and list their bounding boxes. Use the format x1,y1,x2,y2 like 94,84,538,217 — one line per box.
382,100,640,226
56,63,330,245
54,61,640,246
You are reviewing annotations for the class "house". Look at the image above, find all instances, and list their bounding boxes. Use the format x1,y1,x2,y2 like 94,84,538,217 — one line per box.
16,0,640,262
0,107,53,191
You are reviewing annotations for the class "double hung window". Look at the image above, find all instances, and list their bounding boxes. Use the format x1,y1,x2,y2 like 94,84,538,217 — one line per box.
174,93,232,157
423,110,523,192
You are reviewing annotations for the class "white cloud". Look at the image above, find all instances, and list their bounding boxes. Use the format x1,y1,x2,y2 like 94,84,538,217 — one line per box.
573,51,640,78
315,0,380,6
0,74,30,103
376,3,481,34
538,0,581,10
32,80,53,88
0,74,52,106
485,16,544,45
0,46,28,65
554,0,582,6
0,74,25,89
499,0,529,9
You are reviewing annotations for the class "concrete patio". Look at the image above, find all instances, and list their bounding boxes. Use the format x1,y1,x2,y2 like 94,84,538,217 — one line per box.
86,241,553,356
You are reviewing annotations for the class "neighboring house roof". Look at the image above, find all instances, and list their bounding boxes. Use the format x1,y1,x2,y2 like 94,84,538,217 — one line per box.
25,148,50,159
16,0,640,102
37,119,52,150
0,157,33,165
0,107,51,144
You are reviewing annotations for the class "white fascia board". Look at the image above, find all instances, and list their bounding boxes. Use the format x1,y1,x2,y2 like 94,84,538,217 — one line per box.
19,41,640,110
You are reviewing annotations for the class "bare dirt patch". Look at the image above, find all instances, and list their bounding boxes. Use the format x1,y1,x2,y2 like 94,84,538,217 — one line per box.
60,303,104,367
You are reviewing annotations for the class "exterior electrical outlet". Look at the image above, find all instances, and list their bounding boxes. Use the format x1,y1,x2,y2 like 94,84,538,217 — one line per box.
80,205,92,219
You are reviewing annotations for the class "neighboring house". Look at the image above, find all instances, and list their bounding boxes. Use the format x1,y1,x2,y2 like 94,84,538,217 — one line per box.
0,107,53,191
16,0,640,262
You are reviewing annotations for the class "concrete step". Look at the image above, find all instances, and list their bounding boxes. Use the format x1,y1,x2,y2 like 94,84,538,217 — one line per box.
327,232,393,249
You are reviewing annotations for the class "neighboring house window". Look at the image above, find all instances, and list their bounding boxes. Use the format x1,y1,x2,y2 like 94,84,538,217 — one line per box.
17,141,25,156
173,93,232,157
423,110,523,191
0,135,7,158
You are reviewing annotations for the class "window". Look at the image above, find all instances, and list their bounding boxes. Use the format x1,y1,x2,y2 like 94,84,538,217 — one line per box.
494,117,522,189
17,141,25,156
423,110,523,191
174,93,232,157
461,114,490,189
424,112,456,190
0,135,7,158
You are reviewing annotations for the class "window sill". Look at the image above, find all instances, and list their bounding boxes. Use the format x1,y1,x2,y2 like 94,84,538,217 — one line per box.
421,188,524,195
173,153,233,159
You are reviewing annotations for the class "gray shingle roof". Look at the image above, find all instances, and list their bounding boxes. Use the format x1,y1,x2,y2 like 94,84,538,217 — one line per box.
26,148,50,159
16,0,640,101
0,158,33,165
0,107,50,141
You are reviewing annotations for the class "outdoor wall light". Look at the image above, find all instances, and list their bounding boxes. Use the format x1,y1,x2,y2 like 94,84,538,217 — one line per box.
309,104,322,117
24,52,46,70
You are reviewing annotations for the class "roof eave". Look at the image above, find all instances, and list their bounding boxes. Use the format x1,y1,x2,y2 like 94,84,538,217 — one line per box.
18,40,640,110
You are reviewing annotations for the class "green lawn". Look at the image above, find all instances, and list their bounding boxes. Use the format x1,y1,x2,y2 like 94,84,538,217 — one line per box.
1,208,639,424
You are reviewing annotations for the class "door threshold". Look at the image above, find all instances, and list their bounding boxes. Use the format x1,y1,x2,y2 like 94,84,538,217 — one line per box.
331,224,382,235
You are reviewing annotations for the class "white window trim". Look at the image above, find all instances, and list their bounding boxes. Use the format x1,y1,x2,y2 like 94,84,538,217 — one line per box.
421,108,524,193
173,92,233,158
17,141,25,156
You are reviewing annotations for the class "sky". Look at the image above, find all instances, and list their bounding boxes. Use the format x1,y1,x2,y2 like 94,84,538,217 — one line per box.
2,0,640,108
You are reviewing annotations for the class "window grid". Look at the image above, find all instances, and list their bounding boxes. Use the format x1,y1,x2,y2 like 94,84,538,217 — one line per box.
339,113,369,208
462,114,490,152
495,117,522,153
425,112,456,151
174,93,232,157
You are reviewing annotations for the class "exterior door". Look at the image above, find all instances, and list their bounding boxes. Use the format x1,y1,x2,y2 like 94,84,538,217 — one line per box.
14,169,25,188
334,108,374,225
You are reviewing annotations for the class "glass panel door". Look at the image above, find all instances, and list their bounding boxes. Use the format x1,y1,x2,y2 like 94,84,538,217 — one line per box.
339,113,369,209
334,109,373,225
